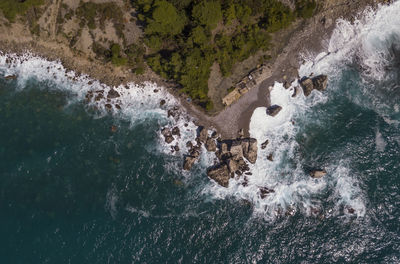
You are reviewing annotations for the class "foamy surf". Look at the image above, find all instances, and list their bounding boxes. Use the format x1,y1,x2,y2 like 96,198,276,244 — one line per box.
0,52,201,164
201,1,400,220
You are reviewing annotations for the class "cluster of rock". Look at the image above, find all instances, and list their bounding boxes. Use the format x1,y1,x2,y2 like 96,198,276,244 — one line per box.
299,74,328,96
160,73,330,191
207,137,258,187
222,64,272,106
85,88,122,111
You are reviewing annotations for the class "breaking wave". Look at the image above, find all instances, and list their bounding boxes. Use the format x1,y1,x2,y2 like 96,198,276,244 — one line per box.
1,0,399,221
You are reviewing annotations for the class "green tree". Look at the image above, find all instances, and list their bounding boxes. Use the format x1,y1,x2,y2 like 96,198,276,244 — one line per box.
145,0,186,36
192,1,222,29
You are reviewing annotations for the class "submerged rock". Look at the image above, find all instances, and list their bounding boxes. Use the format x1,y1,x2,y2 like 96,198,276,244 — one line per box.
259,187,275,199
299,75,328,96
183,155,197,170
261,139,269,150
207,164,230,187
267,105,282,117
4,74,17,80
160,99,166,106
310,169,327,178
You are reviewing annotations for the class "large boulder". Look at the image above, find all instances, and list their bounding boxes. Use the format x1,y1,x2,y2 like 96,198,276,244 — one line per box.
241,138,258,164
207,164,230,187
267,105,282,117
227,158,239,173
107,89,120,99
229,140,244,160
183,155,197,170
197,126,208,143
299,75,328,96
161,127,174,144
310,169,327,178
4,74,17,80
205,137,217,152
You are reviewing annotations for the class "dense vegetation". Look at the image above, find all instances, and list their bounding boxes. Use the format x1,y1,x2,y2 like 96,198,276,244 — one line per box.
0,0,43,22
132,0,317,109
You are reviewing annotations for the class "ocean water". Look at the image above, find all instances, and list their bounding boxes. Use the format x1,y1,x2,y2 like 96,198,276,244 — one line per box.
1,2,400,263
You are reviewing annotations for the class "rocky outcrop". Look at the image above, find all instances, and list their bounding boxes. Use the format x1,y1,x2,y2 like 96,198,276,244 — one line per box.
241,138,258,164
299,75,328,96
205,137,217,152
197,126,208,143
4,74,17,80
161,127,174,144
259,187,275,199
310,169,327,178
207,164,230,187
107,89,120,99
261,139,269,149
183,155,197,170
267,105,282,117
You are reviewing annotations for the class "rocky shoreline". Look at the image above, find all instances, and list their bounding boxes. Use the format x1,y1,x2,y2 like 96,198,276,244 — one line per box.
160,73,329,191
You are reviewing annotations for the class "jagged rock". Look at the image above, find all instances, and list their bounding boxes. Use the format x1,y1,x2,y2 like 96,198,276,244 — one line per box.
160,100,166,106
161,127,174,144
94,91,104,101
211,131,218,138
172,127,180,137
292,86,300,97
299,75,328,96
267,105,282,117
186,141,193,149
4,74,17,80
189,146,200,157
245,172,252,176
238,128,244,139
260,187,275,199
105,104,112,110
115,104,121,109
174,145,180,152
313,75,328,91
198,126,208,143
261,139,269,149
241,138,258,164
205,137,217,152
310,169,327,178
207,164,230,187
220,142,229,154
227,159,239,173
167,110,174,118
107,89,120,99
242,176,249,187
267,153,273,161
283,81,291,89
230,140,244,160
183,155,197,170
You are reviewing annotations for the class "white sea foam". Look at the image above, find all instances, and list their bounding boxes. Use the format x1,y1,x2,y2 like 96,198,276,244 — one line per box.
0,52,202,172
2,1,399,220
203,1,400,219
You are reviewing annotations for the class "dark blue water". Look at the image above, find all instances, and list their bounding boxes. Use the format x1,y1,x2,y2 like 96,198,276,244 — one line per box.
0,60,399,264
2,3,400,262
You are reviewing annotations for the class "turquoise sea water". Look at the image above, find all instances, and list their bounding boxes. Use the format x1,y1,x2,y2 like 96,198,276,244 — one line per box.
1,3,400,263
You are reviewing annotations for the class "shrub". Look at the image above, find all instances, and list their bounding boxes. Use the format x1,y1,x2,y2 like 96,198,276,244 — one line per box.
0,0,43,22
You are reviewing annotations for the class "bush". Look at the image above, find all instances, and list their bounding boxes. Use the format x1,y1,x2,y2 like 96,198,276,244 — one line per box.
0,0,43,22
296,0,317,19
